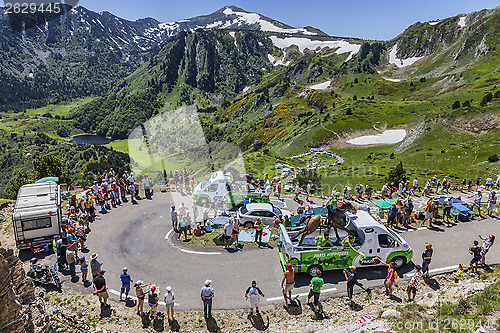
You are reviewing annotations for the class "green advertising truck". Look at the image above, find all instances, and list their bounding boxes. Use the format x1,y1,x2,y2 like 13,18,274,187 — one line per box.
278,210,413,276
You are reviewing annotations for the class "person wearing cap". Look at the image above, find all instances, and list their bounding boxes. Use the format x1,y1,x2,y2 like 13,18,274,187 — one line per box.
201,280,214,319
134,280,150,316
93,270,108,307
487,190,497,217
479,234,495,266
281,263,295,308
164,286,175,320
469,189,483,218
454,264,465,283
254,217,264,243
148,285,159,318
120,267,133,301
223,218,234,249
245,280,265,316
297,201,305,215
421,243,433,278
90,253,102,280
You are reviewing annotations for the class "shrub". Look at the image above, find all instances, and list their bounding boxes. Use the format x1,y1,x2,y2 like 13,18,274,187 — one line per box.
488,154,499,162
451,101,461,109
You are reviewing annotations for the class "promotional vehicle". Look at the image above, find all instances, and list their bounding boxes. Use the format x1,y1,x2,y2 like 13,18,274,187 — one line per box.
278,210,413,276
192,171,270,206
12,182,62,249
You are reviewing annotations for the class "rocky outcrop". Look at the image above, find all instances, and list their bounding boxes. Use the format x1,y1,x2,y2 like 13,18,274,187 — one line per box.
0,242,35,333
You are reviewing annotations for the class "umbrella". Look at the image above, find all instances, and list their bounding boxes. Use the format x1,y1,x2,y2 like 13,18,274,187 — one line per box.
35,177,59,184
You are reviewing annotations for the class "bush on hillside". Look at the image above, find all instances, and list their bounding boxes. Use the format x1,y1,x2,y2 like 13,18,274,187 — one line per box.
385,161,408,186
451,101,461,109
488,154,499,163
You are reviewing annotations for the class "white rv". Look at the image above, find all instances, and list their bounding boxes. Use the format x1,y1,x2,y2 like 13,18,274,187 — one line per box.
12,182,62,249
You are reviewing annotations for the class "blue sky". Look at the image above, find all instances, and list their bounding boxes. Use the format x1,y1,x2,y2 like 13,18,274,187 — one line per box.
79,0,499,40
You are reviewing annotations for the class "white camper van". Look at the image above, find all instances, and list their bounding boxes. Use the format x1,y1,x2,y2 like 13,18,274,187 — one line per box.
12,182,62,249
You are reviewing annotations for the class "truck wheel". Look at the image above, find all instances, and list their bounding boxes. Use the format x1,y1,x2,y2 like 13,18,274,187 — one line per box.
307,265,323,277
198,197,209,206
391,256,406,269
244,221,254,229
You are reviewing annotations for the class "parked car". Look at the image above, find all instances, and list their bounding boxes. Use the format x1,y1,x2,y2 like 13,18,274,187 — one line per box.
238,203,290,229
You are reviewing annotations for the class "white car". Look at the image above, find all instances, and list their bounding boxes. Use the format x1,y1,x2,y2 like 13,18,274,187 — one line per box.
238,203,291,229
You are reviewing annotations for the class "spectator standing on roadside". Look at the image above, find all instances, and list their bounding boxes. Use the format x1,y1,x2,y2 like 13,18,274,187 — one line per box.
254,217,264,243
135,280,148,316
406,265,423,302
79,256,88,283
164,286,175,320
143,175,152,199
120,267,133,301
90,253,102,281
244,280,265,316
421,243,433,278
232,219,240,247
201,280,214,319
479,235,495,266
343,266,357,305
281,263,295,308
223,219,234,249
93,270,108,307
66,247,77,279
469,189,483,218
487,191,497,217
148,285,159,319
294,182,300,201
469,240,482,275
307,270,324,312
379,259,397,297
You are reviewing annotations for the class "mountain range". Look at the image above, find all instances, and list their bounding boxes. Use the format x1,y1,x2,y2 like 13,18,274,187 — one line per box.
0,4,499,197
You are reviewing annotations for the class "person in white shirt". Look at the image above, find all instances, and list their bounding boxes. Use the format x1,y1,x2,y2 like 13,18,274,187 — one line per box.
91,181,99,195
223,220,234,249
164,286,175,320
485,177,493,190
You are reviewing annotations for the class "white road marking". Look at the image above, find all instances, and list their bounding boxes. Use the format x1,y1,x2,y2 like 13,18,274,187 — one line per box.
395,227,429,233
165,230,221,255
265,287,337,302
405,265,458,278
108,289,178,306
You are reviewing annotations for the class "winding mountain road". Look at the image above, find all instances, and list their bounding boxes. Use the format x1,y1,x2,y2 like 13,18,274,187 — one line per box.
83,191,500,310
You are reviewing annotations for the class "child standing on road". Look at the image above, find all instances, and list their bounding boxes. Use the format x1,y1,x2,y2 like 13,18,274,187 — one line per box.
379,259,397,297
164,286,175,320
245,280,265,316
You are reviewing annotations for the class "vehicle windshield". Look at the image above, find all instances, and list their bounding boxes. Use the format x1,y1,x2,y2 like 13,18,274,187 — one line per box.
273,207,281,216
388,228,404,244
199,179,210,189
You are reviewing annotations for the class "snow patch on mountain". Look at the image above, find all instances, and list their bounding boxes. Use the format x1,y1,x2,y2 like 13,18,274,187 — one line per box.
221,7,316,35
458,16,466,27
388,44,424,67
428,20,441,26
310,80,331,90
270,36,360,61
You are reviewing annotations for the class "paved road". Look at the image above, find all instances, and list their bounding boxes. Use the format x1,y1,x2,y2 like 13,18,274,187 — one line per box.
82,190,500,310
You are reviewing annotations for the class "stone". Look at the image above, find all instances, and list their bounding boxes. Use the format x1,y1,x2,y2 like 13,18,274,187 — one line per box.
381,309,401,318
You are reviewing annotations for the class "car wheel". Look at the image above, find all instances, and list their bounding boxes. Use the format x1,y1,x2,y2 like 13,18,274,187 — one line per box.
307,265,323,277
244,221,254,229
198,197,209,206
391,256,406,269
